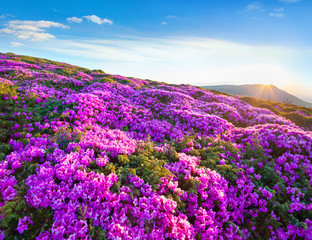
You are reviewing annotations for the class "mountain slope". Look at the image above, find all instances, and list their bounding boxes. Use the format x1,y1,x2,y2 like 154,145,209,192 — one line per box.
1,53,312,239
202,84,312,108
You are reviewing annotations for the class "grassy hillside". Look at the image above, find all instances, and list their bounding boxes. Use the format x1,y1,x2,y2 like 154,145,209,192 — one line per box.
240,96,312,130
200,86,312,130
0,53,312,239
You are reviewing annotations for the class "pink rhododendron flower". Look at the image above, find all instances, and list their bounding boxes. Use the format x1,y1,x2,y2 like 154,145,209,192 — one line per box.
16,216,33,234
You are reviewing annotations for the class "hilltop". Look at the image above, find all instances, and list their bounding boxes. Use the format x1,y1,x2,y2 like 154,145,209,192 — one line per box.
0,53,312,239
202,84,312,108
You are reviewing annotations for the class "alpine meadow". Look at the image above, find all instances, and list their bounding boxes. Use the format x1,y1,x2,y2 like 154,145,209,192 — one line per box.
0,53,312,239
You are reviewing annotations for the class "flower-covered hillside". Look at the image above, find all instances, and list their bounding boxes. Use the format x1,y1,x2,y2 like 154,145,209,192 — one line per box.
0,52,312,239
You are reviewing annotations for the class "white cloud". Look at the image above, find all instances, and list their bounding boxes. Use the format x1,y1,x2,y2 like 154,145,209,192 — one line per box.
67,17,83,23
102,18,113,24
161,21,167,25
270,8,285,18
18,31,55,41
0,20,69,41
0,28,15,34
10,24,43,32
10,42,24,47
279,0,300,3
246,2,262,11
8,20,68,29
83,15,113,25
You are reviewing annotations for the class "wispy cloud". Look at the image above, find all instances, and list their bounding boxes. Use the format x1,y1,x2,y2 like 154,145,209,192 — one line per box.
164,15,177,19
38,36,298,89
270,8,286,18
245,2,262,11
0,13,14,19
83,15,113,25
10,41,24,47
67,17,83,23
279,0,300,3
0,20,69,41
162,15,177,25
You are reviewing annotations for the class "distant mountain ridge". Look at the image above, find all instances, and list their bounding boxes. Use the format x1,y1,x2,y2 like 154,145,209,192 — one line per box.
202,84,312,108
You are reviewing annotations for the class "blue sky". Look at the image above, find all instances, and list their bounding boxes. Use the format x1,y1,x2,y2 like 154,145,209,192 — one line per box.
1,0,312,101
